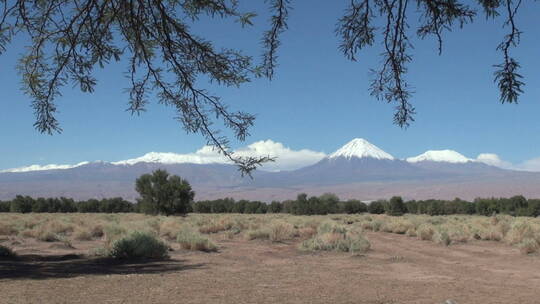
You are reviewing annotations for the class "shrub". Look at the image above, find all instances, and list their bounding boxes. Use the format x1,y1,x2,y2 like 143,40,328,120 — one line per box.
298,227,317,239
73,228,93,241
300,224,370,255
109,231,169,259
176,227,217,252
417,224,434,241
269,220,296,242
0,223,17,236
517,238,539,254
447,225,469,243
433,230,451,246
159,219,183,240
405,228,417,237
245,229,270,240
104,224,127,246
90,224,105,238
37,231,61,242
0,245,16,259
199,217,233,234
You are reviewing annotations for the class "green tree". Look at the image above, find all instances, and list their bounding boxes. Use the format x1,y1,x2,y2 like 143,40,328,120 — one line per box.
135,170,195,215
10,195,33,213
368,200,385,214
385,196,407,216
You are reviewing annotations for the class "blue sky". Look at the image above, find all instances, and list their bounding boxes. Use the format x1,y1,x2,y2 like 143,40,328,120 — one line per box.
1,1,539,171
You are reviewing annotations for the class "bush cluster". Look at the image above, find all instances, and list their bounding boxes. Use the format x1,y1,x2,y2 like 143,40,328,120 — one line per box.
108,231,169,259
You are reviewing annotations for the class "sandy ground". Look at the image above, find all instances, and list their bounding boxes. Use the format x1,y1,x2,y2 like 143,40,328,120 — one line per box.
1,232,540,304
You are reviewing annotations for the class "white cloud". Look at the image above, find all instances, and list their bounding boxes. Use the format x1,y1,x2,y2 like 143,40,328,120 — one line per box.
515,157,540,172
234,140,327,171
475,153,513,169
475,153,540,172
113,139,326,171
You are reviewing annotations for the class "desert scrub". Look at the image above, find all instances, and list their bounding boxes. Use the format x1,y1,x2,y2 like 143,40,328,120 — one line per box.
269,220,296,242
159,219,184,240
405,228,417,237
417,224,435,241
198,216,234,234
517,238,539,254
300,222,370,255
176,227,217,252
433,229,451,246
0,222,17,236
245,228,270,240
104,224,127,246
447,225,469,243
37,230,61,242
73,227,93,241
109,231,169,260
0,245,16,259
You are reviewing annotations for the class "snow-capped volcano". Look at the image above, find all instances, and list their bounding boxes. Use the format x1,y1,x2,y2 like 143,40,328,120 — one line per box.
329,138,394,160
406,150,471,164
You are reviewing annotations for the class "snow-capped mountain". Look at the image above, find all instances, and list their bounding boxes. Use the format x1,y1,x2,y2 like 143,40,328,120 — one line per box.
112,148,227,166
329,138,394,160
0,161,90,173
2,137,539,201
406,150,471,164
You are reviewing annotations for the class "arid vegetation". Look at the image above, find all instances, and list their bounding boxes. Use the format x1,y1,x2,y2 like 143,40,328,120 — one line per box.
1,212,540,258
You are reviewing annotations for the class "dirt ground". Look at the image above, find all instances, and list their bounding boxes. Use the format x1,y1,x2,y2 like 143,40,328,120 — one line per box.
1,231,539,304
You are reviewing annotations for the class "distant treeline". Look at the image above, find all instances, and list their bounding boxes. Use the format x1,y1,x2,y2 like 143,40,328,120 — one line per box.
2,193,540,217
193,194,540,217
0,196,134,213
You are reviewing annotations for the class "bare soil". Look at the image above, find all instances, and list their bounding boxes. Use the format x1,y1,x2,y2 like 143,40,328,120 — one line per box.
1,232,539,304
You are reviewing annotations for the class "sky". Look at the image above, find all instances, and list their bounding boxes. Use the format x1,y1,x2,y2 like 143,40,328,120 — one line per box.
1,1,540,172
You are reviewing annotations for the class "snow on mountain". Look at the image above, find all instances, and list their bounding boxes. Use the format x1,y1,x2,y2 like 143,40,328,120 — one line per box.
112,146,227,166
328,138,394,160
0,161,90,173
406,150,471,164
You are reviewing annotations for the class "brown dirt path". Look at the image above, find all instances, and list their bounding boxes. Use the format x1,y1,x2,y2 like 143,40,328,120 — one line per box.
1,232,539,304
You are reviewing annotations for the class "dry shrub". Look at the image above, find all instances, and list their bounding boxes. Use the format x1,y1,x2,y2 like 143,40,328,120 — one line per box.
245,229,270,240
433,229,451,246
176,227,217,252
300,223,370,255
37,230,60,242
482,227,503,241
159,219,183,240
417,224,434,241
199,217,233,234
73,228,93,241
42,220,74,235
405,228,417,237
390,220,413,234
517,238,539,254
104,224,127,246
90,224,104,238
505,221,537,245
360,221,373,230
298,227,317,239
0,223,17,236
19,229,37,238
447,225,469,243
371,220,383,232
269,220,296,242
